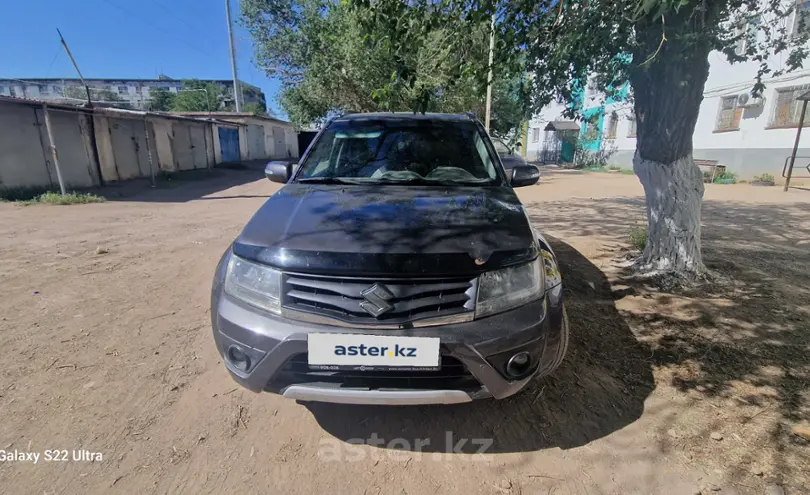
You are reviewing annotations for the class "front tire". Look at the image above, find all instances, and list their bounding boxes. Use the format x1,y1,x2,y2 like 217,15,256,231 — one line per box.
539,305,569,377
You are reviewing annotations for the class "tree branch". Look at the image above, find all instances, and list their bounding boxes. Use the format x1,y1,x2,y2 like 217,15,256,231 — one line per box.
639,15,667,67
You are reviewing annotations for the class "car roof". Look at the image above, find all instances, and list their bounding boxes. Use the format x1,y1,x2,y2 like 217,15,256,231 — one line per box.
331,112,476,124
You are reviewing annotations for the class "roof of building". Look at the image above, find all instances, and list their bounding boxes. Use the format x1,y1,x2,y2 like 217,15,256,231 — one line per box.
544,120,581,131
0,95,241,126
333,112,476,122
175,112,292,125
0,77,261,91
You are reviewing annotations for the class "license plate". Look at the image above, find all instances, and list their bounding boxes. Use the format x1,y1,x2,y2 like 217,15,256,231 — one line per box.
307,333,440,370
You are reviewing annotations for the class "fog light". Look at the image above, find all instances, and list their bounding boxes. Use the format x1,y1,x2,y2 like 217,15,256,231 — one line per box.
227,345,251,372
506,351,531,377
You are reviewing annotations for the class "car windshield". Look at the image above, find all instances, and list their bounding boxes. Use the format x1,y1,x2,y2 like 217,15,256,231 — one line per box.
295,119,501,185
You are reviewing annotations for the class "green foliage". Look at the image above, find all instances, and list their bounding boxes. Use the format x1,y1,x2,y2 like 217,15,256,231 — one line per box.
171,80,227,112
16,192,106,206
347,0,805,156
242,102,269,116
146,88,176,112
241,0,527,134
754,173,775,182
713,170,738,184
0,185,52,201
619,169,636,175
629,225,648,251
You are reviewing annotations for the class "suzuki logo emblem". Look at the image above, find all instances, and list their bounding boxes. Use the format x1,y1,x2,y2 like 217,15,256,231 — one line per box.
360,283,394,317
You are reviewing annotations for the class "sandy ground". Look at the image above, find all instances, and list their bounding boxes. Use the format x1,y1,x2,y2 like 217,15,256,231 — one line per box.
0,168,808,494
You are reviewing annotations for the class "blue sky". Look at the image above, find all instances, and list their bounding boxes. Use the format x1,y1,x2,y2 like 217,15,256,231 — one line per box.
0,0,284,116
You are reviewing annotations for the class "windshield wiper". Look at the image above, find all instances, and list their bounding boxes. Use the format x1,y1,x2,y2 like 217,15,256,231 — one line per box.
296,177,367,184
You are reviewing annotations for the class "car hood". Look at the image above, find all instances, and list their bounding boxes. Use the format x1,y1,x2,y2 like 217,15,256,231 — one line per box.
233,184,538,277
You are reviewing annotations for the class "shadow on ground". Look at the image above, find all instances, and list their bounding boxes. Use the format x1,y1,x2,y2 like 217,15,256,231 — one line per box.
305,238,655,453
525,197,810,488
99,165,268,203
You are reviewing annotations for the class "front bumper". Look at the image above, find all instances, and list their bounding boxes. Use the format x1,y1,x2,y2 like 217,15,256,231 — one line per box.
211,260,566,405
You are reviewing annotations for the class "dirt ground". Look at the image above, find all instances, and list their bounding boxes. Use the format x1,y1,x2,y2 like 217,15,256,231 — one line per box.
0,168,808,495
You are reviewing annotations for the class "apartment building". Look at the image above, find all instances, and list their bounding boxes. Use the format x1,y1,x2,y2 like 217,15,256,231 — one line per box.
0,76,266,111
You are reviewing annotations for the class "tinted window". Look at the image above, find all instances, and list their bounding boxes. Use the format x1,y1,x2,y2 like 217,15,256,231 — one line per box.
297,119,500,184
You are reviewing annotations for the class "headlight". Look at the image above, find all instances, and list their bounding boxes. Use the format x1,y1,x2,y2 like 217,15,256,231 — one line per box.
475,258,545,318
224,255,281,314
541,249,562,289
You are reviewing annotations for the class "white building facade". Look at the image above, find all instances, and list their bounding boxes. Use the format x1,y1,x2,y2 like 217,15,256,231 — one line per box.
526,1,810,180
0,77,266,111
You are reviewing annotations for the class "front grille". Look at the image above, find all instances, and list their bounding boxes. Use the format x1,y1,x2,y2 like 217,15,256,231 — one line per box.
281,273,476,325
268,353,481,391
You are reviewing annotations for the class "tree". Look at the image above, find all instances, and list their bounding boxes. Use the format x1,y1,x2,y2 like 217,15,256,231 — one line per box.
240,0,528,132
242,101,269,116
352,0,808,279
171,79,227,112
146,87,176,112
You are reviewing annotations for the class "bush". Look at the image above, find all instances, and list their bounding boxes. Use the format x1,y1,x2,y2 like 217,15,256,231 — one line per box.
0,186,53,201
629,225,647,251
619,169,635,175
17,192,106,206
713,170,737,184
754,173,775,183
607,164,621,171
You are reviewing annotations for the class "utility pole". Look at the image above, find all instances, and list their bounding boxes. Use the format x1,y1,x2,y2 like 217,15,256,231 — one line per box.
57,28,105,187
484,13,495,132
42,104,67,195
57,28,93,108
225,0,242,112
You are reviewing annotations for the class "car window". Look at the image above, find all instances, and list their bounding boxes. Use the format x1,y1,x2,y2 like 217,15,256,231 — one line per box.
491,138,510,154
297,119,501,184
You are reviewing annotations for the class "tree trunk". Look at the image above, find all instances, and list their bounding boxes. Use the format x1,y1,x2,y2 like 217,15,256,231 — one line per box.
633,153,704,273
629,14,713,277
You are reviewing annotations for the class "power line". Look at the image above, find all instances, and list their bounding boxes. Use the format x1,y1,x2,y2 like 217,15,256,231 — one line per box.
44,45,63,78
96,0,227,64
148,0,209,35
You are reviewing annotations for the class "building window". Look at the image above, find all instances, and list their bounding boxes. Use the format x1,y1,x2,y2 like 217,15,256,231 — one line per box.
627,116,637,137
584,76,598,99
716,95,742,131
0,86,5,94
39,84,49,96
531,128,540,143
794,1,810,37
582,117,599,141
771,84,810,127
118,86,129,95
734,16,761,55
605,112,618,139
10,86,20,97
733,23,746,55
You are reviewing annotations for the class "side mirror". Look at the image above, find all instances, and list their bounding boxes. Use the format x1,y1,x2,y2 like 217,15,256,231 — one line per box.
265,161,291,184
510,165,540,188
